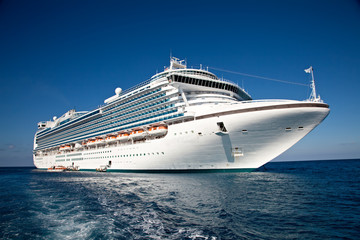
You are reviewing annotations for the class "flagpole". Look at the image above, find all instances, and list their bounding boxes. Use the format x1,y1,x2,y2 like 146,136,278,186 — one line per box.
310,67,317,101
305,66,320,102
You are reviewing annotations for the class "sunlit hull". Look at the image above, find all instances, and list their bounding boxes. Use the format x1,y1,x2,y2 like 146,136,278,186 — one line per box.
33,101,329,171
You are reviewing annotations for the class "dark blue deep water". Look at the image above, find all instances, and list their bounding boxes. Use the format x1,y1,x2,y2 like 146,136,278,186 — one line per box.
1,160,360,239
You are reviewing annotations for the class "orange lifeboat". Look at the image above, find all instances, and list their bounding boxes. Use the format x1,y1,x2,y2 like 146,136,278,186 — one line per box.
105,135,117,143
59,144,71,151
64,144,71,150
148,125,168,137
95,137,105,145
87,139,96,146
129,128,147,140
116,132,130,142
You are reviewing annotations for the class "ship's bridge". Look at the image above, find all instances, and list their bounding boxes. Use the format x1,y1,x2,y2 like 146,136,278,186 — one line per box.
150,57,252,101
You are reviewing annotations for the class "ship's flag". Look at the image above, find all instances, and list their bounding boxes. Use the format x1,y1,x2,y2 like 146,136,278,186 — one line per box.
304,67,312,73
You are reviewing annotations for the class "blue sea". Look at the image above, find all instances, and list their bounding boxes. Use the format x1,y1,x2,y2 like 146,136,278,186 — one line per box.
1,160,359,239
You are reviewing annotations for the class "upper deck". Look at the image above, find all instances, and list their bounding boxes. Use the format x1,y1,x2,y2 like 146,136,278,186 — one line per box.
104,57,251,105
34,57,252,152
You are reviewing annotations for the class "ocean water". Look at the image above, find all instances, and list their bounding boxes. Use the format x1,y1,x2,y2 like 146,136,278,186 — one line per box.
1,160,359,239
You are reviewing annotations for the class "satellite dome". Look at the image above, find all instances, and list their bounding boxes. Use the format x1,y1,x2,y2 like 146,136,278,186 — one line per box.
53,116,57,121
115,87,122,95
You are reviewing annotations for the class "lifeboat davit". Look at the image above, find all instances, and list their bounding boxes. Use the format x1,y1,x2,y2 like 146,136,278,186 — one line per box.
116,132,129,142
105,135,117,143
129,129,147,140
148,125,168,137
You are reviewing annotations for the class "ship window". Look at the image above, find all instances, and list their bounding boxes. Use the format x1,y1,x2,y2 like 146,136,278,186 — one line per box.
180,75,185,83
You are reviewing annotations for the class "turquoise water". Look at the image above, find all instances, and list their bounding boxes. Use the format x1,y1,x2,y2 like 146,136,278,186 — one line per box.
1,159,359,239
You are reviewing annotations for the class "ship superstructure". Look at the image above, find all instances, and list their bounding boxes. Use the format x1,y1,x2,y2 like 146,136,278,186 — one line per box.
33,58,329,171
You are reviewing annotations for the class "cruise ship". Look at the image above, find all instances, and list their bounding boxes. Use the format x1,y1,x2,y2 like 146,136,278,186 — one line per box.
33,58,330,172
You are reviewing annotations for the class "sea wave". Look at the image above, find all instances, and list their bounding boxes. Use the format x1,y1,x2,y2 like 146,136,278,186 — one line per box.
1,160,360,239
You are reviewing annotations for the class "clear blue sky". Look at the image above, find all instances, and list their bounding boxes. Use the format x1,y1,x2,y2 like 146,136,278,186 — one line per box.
0,0,359,166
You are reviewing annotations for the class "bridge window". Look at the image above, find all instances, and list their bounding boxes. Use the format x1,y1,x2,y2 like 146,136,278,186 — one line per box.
170,74,250,100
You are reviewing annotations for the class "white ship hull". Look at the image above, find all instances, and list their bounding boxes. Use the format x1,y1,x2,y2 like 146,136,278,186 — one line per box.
33,101,329,171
